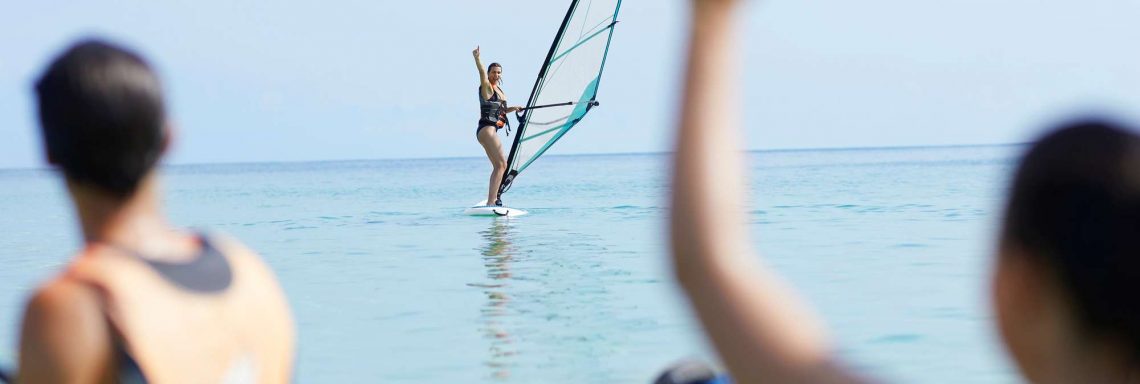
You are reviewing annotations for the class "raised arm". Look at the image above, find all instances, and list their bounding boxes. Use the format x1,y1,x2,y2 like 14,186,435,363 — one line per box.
473,46,491,100
671,1,864,383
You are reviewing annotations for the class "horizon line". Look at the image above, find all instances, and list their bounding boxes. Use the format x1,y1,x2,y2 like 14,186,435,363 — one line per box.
0,141,1028,172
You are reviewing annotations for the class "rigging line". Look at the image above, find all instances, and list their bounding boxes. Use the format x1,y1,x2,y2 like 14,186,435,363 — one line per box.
543,53,572,91
578,0,595,40
540,30,603,98
543,30,605,88
551,16,611,69
579,15,615,43
550,22,616,64
522,121,574,142
526,115,572,127
543,7,612,87
557,14,616,60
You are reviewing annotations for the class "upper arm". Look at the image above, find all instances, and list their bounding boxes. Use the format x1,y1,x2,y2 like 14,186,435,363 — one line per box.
474,61,490,99
18,279,114,383
478,82,492,101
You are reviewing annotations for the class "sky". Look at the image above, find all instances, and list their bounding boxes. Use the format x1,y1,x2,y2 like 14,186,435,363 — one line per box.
2,0,1140,169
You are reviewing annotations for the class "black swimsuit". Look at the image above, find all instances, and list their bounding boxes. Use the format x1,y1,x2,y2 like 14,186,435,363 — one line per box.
477,85,507,134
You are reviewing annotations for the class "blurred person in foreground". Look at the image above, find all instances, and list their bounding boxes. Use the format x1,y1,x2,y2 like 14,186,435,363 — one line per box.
16,39,295,383
668,0,1140,383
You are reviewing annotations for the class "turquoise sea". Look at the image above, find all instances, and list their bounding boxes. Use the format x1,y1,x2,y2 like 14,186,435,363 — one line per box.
0,145,1022,383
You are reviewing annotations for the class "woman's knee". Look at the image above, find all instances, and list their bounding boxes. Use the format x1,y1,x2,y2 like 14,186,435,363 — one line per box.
493,158,507,171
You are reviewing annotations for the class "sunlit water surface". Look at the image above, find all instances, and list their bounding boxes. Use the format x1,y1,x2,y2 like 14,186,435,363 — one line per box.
0,146,1021,383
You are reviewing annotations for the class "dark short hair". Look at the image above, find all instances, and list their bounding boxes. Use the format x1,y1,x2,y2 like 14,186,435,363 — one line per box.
488,62,502,72
1002,118,1140,354
35,39,166,198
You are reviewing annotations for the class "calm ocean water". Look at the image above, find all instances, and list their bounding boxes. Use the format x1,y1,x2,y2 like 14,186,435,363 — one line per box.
0,145,1023,383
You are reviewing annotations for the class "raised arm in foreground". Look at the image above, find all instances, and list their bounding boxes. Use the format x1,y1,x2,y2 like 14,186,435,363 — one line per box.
671,1,865,383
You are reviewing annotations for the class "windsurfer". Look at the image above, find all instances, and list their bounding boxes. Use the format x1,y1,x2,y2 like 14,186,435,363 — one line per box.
473,45,522,207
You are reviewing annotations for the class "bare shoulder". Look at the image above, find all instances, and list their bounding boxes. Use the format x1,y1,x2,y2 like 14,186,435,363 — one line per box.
19,275,114,382
23,276,105,334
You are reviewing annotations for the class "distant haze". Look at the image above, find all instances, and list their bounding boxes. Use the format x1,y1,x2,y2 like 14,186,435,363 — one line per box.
2,1,1139,169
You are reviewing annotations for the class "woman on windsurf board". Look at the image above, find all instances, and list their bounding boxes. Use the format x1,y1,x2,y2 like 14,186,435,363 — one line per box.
473,46,522,207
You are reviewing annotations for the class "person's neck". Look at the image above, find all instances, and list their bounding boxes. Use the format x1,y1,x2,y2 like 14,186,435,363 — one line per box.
68,174,186,258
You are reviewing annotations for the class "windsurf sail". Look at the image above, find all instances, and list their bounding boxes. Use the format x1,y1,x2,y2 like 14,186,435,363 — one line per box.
498,0,622,196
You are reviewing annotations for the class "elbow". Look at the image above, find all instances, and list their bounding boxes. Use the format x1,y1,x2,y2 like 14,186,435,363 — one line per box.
670,205,712,286
670,222,742,297
673,261,700,295
670,235,707,295
669,213,697,291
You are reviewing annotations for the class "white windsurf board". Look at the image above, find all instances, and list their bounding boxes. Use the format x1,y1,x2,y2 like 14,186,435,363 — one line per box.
464,200,528,217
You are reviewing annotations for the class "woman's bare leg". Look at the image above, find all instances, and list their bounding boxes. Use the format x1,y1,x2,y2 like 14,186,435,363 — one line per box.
477,126,508,205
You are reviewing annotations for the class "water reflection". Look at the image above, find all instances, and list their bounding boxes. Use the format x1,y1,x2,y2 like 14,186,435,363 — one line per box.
469,218,518,380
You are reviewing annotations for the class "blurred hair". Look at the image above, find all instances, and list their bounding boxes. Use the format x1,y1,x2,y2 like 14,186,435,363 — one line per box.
1002,117,1140,354
35,38,166,199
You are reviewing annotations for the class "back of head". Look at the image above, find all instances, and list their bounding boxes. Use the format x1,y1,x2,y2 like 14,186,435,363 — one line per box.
1002,118,1140,355
35,39,166,199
